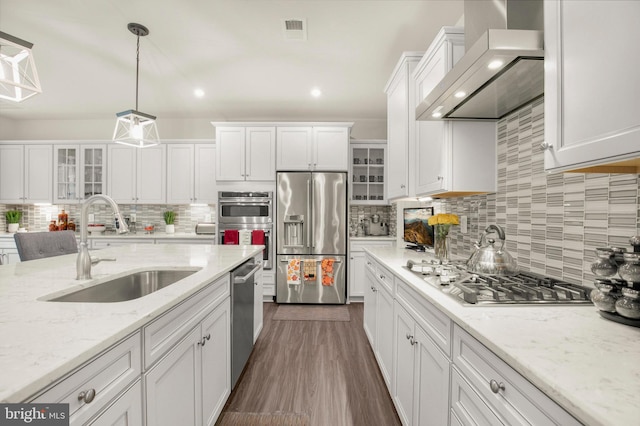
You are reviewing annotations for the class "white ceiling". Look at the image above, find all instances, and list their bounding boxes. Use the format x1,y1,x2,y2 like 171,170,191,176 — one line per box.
0,0,463,123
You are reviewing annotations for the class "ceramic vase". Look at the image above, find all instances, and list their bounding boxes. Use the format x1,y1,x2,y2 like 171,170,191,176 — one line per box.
7,223,19,233
434,224,450,263
165,224,175,234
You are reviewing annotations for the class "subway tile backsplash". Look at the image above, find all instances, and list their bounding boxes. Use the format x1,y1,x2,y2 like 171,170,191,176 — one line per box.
438,97,640,286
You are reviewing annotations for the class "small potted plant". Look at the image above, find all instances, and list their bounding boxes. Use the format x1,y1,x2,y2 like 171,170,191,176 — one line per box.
5,210,22,233
163,211,176,234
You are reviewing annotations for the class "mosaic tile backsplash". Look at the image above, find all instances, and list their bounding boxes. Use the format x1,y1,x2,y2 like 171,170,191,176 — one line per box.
435,97,640,287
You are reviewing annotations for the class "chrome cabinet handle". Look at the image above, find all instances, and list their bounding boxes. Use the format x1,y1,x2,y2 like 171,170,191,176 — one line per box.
198,334,211,346
540,142,553,151
409,337,417,346
400,184,406,189
437,176,443,180
489,379,505,394
406,332,411,340
78,389,96,403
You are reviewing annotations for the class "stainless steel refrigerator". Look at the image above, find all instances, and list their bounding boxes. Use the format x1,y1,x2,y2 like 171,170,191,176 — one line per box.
276,172,347,304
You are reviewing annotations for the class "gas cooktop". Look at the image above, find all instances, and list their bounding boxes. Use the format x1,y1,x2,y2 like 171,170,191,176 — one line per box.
404,259,593,306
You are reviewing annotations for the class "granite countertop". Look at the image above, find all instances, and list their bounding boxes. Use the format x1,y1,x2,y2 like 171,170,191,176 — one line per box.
365,247,640,426
0,243,262,403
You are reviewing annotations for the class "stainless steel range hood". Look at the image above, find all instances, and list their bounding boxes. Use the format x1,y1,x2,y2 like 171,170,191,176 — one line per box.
416,0,544,121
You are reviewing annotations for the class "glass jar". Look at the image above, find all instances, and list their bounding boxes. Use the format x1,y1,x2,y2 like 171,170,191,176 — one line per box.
590,280,619,313
48,220,58,232
590,248,617,277
610,246,627,266
618,252,640,284
615,287,640,319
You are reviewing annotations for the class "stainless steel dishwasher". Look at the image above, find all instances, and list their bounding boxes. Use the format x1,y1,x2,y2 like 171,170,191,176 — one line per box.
230,258,259,389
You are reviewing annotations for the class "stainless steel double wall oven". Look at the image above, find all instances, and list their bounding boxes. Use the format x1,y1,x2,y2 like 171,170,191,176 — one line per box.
218,191,273,270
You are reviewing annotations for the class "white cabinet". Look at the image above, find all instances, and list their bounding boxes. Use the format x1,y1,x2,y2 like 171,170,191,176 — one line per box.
145,278,230,426
0,144,52,204
167,144,217,204
544,0,640,173
384,52,422,200
394,302,450,426
254,255,264,344
349,240,394,299
0,237,20,264
54,144,106,204
107,144,166,204
413,27,496,198
350,141,387,204
276,126,350,171
452,325,581,426
88,380,143,426
215,126,276,181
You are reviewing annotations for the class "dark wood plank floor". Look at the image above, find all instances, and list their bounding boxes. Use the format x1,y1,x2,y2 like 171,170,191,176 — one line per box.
219,302,401,426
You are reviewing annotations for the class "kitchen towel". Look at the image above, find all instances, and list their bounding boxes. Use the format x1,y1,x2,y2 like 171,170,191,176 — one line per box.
321,258,335,286
238,229,252,245
287,258,301,285
252,230,265,246
304,259,316,281
224,229,239,245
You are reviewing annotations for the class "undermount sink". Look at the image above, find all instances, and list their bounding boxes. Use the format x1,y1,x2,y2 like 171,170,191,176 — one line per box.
49,269,201,303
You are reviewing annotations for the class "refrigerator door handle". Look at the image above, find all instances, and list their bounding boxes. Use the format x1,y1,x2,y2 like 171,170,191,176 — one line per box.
279,258,342,263
307,178,312,249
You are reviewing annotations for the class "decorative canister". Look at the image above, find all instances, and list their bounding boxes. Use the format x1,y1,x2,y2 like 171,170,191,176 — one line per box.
618,252,640,284
590,248,618,277
615,287,640,319
590,280,620,313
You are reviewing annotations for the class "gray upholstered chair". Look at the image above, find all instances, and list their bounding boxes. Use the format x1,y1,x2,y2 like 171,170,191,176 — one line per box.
14,231,78,261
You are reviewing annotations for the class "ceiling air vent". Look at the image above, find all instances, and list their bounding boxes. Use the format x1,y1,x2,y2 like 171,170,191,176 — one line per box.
283,18,307,41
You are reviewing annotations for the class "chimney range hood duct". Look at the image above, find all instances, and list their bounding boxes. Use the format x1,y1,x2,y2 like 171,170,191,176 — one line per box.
416,0,544,121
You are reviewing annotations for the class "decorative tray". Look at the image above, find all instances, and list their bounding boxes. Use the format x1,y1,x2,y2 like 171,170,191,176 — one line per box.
598,310,640,328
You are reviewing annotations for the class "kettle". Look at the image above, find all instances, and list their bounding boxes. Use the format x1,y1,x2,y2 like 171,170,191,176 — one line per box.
467,224,518,276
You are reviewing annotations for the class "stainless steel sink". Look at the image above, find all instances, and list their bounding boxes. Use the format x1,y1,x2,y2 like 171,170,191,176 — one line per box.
49,269,200,303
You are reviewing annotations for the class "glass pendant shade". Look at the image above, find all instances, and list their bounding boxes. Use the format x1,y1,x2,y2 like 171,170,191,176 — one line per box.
113,109,160,148
0,31,42,102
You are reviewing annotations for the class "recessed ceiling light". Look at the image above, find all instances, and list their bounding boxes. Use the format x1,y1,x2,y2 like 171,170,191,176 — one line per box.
310,88,322,98
454,91,466,98
488,60,504,70
194,88,205,98
432,112,442,118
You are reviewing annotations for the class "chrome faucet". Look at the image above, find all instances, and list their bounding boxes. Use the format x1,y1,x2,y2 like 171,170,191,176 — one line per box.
76,194,129,280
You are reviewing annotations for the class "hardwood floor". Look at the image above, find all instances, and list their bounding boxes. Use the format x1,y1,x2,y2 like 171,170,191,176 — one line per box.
219,302,401,426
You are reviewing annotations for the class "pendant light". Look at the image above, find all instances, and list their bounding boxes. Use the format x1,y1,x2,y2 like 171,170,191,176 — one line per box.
112,23,160,148
0,31,42,102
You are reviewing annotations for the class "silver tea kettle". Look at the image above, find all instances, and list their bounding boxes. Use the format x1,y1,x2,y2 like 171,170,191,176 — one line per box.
467,224,518,276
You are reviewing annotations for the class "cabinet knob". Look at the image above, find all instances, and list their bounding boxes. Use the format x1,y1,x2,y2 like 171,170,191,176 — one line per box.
406,332,411,340
410,337,417,346
437,176,443,181
489,379,506,394
540,142,553,151
400,184,406,189
78,388,96,404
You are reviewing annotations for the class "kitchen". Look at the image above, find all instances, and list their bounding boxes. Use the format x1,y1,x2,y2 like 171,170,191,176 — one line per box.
1,1,640,426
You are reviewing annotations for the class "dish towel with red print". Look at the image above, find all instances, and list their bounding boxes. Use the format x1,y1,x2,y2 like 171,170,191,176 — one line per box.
287,258,301,285
321,258,335,286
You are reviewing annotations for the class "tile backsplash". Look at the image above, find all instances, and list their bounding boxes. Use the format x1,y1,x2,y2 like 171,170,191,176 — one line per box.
436,97,640,286
349,205,396,237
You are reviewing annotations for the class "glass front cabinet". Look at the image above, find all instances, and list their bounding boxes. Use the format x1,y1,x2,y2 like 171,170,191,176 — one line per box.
350,140,386,204
54,144,106,204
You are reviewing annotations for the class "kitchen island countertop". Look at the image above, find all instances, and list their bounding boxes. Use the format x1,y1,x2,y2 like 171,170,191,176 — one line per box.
366,246,640,426
0,243,262,403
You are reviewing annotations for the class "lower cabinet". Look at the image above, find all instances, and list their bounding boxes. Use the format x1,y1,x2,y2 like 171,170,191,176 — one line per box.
363,262,377,347
89,380,143,426
254,256,264,343
0,237,20,264
349,239,395,299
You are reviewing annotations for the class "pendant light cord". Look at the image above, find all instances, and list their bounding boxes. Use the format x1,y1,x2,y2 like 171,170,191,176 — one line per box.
135,34,140,111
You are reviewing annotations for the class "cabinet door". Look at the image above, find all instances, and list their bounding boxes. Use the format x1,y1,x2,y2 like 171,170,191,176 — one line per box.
246,127,276,181
194,144,217,203
108,145,137,203
0,145,24,203
82,145,106,200
415,121,447,195
349,251,366,298
136,145,166,204
387,70,410,199
216,127,246,180
24,145,53,203
201,300,230,426
450,368,503,426
393,302,416,426
167,144,195,204
253,263,264,343
89,380,143,426
54,145,80,204
363,264,377,347
375,283,394,389
414,324,450,426
312,127,349,171
544,0,640,172
276,127,312,170
145,326,201,426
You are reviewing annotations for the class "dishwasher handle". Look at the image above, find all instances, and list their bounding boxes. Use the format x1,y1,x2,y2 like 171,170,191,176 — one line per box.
234,263,261,284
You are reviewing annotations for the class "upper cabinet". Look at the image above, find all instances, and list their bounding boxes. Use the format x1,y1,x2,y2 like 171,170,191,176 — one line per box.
385,52,423,200
413,28,496,198
107,144,166,204
350,140,387,204
0,144,52,204
544,0,640,173
53,144,106,204
214,126,276,181
276,125,351,171
167,144,217,204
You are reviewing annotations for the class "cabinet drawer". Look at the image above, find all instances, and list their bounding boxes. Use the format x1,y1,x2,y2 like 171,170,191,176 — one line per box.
350,240,394,252
452,325,581,426
32,332,141,426
396,278,451,356
88,380,142,425
364,256,376,274
374,262,394,294
451,367,503,426
144,275,230,368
